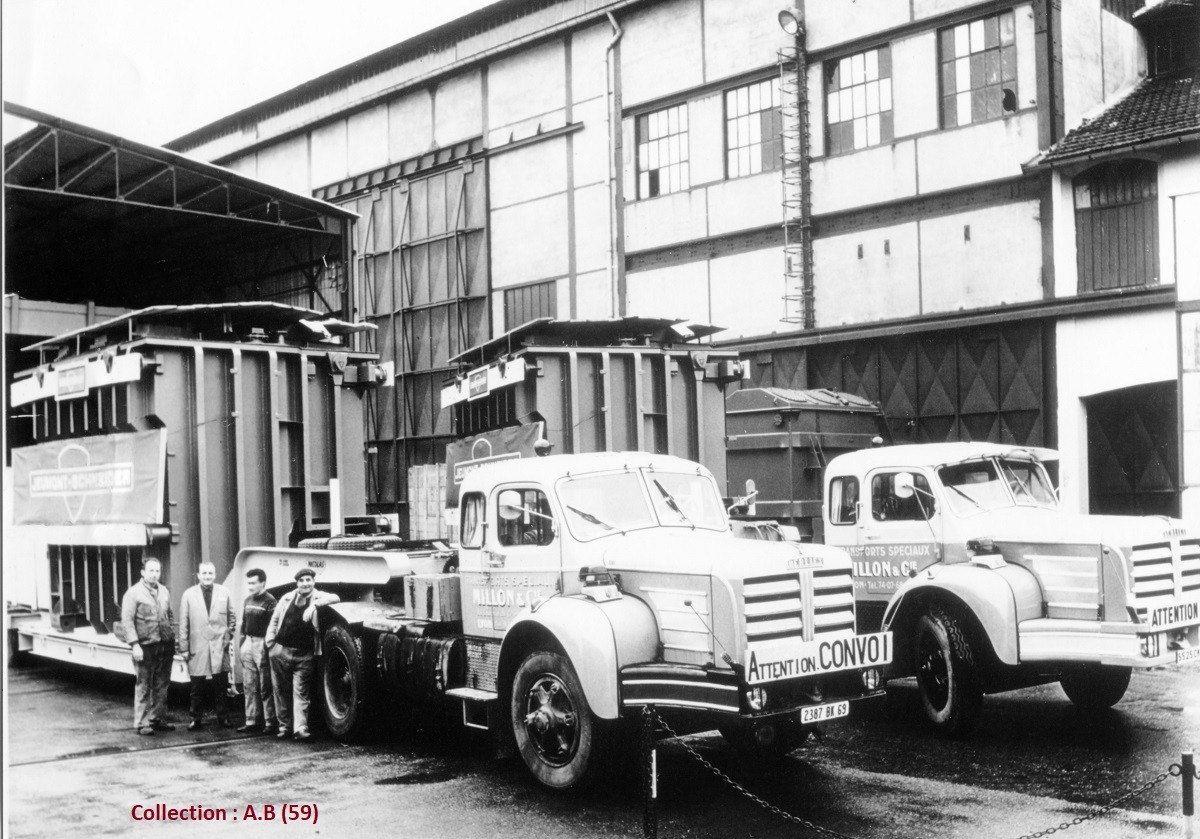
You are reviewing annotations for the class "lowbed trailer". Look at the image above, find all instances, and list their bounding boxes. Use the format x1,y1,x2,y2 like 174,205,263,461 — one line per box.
6,303,391,679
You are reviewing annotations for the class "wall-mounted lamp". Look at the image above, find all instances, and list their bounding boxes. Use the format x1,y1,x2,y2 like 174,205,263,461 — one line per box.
777,9,802,36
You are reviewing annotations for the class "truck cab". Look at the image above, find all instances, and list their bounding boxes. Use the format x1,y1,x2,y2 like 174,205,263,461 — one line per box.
823,442,1199,734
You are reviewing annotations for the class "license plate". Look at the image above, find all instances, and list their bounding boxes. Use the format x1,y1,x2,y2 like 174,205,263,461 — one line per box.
800,700,850,725
1177,647,1200,664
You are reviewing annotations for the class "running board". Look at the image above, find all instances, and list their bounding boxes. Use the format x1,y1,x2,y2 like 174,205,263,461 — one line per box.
446,687,498,730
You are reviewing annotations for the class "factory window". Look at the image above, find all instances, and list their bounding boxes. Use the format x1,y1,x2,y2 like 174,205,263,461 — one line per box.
725,78,783,177
825,45,893,154
939,11,1018,128
1074,159,1159,293
637,104,689,198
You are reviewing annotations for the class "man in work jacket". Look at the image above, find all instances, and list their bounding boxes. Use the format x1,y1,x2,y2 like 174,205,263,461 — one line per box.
235,567,278,734
177,561,236,730
265,567,340,742
119,557,176,736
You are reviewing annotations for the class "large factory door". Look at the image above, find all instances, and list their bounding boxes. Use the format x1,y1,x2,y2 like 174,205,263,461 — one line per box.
1085,381,1180,517
341,158,490,530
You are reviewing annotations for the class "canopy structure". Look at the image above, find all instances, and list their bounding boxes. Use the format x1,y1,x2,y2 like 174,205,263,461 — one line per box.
3,102,357,313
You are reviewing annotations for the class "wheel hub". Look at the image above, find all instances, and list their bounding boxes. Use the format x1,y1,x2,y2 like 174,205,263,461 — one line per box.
522,674,579,766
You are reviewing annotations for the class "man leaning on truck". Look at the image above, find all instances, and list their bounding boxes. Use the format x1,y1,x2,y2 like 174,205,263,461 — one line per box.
119,557,176,736
264,567,339,743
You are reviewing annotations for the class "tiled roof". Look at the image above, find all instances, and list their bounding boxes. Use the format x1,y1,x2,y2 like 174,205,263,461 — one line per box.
1039,70,1200,164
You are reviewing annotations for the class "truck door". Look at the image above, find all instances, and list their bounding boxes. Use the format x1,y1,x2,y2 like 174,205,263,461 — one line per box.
471,484,561,640
854,469,941,601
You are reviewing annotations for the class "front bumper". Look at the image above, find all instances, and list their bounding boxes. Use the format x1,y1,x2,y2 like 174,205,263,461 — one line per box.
1018,618,1200,667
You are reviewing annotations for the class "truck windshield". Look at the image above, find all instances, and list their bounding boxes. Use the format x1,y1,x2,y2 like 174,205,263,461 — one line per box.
936,458,1057,515
557,470,726,540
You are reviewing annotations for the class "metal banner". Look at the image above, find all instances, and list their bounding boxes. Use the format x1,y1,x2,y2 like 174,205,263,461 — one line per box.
12,430,167,526
444,423,544,507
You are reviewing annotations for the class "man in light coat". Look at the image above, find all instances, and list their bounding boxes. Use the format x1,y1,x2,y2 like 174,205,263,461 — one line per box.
265,567,339,742
178,561,236,730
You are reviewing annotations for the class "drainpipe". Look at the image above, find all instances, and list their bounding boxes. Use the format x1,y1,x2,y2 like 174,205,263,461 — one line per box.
606,12,626,317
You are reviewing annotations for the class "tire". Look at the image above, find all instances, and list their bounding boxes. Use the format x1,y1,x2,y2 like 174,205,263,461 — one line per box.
1059,665,1131,709
322,625,372,741
511,651,601,790
913,607,982,736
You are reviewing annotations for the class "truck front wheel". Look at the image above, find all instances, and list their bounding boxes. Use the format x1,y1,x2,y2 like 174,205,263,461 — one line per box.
322,625,371,741
511,651,600,790
914,607,982,736
1059,665,1131,709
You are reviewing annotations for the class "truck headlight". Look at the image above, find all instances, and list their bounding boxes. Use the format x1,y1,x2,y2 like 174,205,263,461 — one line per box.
745,687,768,711
861,668,881,691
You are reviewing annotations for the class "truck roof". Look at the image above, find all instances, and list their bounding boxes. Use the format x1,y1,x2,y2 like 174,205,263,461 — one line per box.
460,450,713,491
829,442,1058,473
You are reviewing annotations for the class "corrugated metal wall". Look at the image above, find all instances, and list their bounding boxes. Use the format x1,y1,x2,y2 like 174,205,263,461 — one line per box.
344,160,490,527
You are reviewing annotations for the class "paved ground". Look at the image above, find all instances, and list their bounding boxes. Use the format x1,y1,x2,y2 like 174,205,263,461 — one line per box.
4,658,1196,839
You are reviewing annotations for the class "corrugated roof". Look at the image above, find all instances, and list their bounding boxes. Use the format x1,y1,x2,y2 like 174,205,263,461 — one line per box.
1037,70,1200,164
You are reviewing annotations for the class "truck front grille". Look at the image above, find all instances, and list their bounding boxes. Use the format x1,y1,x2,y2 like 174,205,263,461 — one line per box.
743,573,804,643
1130,538,1200,614
812,568,856,635
743,567,855,644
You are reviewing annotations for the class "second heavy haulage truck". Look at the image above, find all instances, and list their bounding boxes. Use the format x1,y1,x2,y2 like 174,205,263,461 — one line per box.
726,390,1200,735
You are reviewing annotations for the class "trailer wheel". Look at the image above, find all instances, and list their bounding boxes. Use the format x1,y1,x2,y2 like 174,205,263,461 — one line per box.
914,607,981,736
322,625,371,741
511,651,600,790
1059,665,1131,709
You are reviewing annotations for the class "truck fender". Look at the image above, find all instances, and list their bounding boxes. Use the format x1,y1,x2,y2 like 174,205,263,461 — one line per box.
321,601,390,629
501,595,658,719
882,563,1041,668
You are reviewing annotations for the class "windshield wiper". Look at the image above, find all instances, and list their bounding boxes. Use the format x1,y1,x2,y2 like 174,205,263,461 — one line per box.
944,482,986,512
565,504,614,531
653,479,694,527
998,461,1035,503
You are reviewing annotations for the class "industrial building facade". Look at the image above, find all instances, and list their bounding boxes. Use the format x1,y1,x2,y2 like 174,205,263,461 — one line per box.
168,0,1200,528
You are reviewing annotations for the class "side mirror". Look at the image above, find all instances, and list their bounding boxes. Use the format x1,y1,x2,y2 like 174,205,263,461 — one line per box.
893,472,916,499
498,490,524,522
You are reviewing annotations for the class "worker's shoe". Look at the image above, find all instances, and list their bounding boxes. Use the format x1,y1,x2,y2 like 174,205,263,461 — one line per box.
187,719,205,731
137,727,156,736
276,729,291,740
293,730,313,743
263,723,279,735
236,723,262,734
149,720,175,732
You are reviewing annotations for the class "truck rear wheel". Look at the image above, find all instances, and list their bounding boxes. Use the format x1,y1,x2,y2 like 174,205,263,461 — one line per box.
511,651,600,790
322,625,372,741
1059,665,1131,709
914,607,981,736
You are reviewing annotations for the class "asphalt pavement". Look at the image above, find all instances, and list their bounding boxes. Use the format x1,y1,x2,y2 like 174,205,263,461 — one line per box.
4,658,1196,839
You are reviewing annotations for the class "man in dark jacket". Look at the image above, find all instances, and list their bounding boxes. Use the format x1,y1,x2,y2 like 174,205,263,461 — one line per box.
265,568,339,742
235,568,278,734
119,558,176,736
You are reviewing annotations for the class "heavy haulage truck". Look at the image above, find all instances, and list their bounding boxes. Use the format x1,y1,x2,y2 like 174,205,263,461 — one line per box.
726,391,1200,735
5,307,891,789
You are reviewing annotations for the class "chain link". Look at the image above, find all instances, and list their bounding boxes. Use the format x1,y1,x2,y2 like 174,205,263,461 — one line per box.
1011,771,1172,839
649,709,1177,839
651,712,863,839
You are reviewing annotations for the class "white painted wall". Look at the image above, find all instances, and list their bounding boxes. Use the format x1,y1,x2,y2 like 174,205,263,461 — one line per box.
814,221,921,326
620,0,704,107
811,140,918,215
1055,309,1179,513
490,193,570,288
625,261,709,322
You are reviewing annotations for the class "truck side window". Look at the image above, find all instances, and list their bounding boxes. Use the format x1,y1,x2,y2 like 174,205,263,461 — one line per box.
829,477,859,525
498,488,555,547
871,473,935,521
460,492,485,548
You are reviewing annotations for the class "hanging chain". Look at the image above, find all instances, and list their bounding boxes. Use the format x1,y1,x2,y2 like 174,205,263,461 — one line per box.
650,709,1180,839
651,712,863,839
1011,770,1173,839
